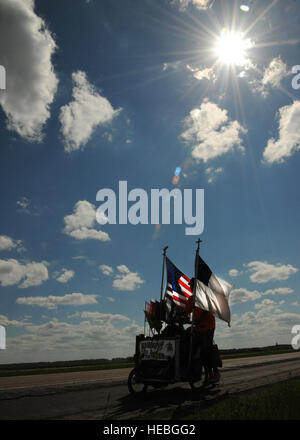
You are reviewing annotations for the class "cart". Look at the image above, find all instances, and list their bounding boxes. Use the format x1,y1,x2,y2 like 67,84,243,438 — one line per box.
128,240,226,395
128,332,207,395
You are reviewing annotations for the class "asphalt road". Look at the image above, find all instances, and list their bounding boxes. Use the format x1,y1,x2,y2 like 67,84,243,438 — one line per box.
0,351,300,420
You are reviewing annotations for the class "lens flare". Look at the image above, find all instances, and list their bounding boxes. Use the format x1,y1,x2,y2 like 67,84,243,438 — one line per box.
240,4,250,12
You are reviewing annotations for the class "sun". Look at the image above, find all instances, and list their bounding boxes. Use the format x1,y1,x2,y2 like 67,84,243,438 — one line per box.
214,28,253,66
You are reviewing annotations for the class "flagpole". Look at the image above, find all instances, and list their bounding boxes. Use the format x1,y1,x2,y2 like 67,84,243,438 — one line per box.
188,238,202,372
158,246,168,336
160,246,168,303
144,301,146,336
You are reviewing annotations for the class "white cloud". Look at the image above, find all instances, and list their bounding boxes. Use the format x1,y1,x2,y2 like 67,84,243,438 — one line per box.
0,0,58,141
229,269,239,277
59,70,121,152
2,315,144,363
116,264,130,274
174,0,214,11
181,101,246,162
205,166,223,183
0,234,26,254
56,268,75,284
230,285,293,305
0,259,48,288
112,265,144,291
0,314,26,327
80,311,130,323
18,262,49,288
100,265,114,276
216,304,300,349
263,101,300,164
0,235,19,251
263,287,293,296
230,288,262,305
254,299,277,310
186,65,216,82
292,301,300,307
16,293,98,309
261,57,288,88
63,200,110,242
245,58,289,97
246,261,298,283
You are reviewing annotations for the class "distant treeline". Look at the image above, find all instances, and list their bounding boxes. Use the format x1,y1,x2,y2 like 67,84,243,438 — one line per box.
220,344,292,356
0,344,293,371
0,356,134,371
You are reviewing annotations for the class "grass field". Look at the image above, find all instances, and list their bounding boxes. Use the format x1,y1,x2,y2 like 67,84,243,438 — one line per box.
190,378,300,420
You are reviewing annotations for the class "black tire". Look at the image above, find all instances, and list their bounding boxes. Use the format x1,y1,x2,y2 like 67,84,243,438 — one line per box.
189,379,203,390
128,368,148,395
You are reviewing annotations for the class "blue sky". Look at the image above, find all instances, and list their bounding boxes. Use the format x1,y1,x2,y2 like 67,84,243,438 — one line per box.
0,0,299,363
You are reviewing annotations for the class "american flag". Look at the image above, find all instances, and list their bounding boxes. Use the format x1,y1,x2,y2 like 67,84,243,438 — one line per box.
165,257,193,309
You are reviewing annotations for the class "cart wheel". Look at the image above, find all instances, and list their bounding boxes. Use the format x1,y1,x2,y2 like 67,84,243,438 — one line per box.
189,379,203,390
128,368,148,395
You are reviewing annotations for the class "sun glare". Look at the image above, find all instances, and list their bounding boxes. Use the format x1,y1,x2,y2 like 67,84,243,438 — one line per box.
215,28,253,66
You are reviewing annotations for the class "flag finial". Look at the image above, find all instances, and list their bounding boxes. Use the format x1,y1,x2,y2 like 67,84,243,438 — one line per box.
196,238,202,252
162,245,168,255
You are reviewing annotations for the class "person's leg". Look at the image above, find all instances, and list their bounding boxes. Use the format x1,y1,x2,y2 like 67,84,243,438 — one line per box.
201,332,212,383
209,329,221,381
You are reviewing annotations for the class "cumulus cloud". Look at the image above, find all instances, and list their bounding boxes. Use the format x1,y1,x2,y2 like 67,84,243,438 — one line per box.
181,101,246,162
229,269,239,277
0,235,22,252
261,57,288,88
100,265,114,276
186,65,216,82
230,285,293,305
113,265,144,291
59,70,121,152
0,0,58,141
0,259,48,288
245,57,289,97
80,311,130,323
19,262,49,288
230,288,262,305
63,200,110,242
263,101,300,164
174,0,214,11
3,315,144,363
104,264,145,291
246,261,298,283
0,314,26,327
254,298,277,310
16,292,98,309
263,287,293,296
56,268,74,284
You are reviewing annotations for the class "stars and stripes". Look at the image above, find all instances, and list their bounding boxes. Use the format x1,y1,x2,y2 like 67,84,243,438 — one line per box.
165,257,193,309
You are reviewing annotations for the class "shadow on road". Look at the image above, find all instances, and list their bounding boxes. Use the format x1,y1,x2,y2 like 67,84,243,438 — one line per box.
109,383,226,420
